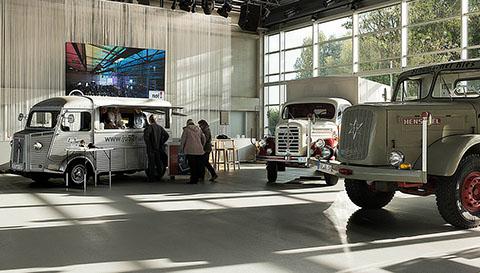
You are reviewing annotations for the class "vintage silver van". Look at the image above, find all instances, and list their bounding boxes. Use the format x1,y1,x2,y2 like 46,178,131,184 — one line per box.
10,95,177,186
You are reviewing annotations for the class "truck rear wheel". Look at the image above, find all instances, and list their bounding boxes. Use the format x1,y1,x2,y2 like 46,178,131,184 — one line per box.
266,161,278,183
436,154,480,229
324,173,338,186
345,179,395,209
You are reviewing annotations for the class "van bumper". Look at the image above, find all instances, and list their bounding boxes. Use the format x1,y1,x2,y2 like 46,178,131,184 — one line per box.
314,160,426,183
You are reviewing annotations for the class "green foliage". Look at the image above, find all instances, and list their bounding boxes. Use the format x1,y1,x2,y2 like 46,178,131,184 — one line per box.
293,37,313,79
267,107,280,135
317,31,352,76
290,0,480,78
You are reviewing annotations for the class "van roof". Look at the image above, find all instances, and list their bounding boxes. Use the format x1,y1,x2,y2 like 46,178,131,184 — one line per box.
33,95,174,109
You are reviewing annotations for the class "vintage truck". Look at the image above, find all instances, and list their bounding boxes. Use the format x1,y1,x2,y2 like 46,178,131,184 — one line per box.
258,76,390,184
317,60,480,229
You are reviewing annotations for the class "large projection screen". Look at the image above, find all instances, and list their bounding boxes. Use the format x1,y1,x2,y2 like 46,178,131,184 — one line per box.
65,42,166,98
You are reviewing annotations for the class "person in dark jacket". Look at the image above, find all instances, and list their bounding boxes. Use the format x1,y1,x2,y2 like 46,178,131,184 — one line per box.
198,120,217,182
144,115,169,182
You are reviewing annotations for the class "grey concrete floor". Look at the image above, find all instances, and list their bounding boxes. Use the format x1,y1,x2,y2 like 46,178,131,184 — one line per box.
0,164,479,273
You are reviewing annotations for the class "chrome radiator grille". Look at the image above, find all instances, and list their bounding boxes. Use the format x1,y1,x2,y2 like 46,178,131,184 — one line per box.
339,108,374,161
12,137,25,164
276,125,300,154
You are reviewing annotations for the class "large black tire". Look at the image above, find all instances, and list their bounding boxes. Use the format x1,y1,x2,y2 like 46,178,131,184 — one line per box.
266,161,278,183
67,161,89,188
324,173,339,186
345,179,395,209
436,154,480,229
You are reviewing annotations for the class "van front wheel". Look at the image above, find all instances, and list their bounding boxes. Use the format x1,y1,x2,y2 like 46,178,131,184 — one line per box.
436,154,480,229
67,162,89,187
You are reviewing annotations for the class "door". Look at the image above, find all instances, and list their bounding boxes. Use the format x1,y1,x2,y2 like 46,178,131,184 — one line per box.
49,110,93,163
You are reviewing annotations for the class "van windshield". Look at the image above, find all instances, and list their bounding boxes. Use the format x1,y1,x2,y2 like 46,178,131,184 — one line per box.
27,111,60,129
282,103,335,120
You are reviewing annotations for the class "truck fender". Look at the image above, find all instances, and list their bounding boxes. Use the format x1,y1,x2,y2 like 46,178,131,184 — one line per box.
414,134,480,177
59,155,95,173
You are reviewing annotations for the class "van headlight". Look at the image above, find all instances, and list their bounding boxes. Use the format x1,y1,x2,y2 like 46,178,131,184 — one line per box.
389,151,404,167
33,142,43,151
315,139,325,149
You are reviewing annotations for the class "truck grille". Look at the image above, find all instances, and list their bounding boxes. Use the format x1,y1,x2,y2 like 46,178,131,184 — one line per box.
339,108,374,160
276,125,300,154
12,137,25,164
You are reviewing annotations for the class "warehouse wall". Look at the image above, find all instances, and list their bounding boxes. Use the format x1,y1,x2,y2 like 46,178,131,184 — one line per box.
0,0,239,165
0,0,262,166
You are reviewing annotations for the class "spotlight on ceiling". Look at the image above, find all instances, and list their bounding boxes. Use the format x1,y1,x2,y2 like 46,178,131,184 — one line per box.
179,0,193,12
191,0,197,13
217,0,232,18
202,0,214,15
262,7,271,20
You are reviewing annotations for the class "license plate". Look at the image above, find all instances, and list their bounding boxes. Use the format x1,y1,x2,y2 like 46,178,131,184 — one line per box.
297,157,307,163
318,162,332,173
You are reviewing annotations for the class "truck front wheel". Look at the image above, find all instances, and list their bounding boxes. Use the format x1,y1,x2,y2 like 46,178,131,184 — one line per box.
324,173,339,186
266,161,278,183
436,154,480,229
345,179,395,209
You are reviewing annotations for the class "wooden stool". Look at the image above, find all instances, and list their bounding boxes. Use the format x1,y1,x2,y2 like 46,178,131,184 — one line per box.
213,140,228,171
225,139,240,170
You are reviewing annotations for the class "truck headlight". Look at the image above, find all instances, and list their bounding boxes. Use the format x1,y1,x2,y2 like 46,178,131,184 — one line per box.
266,148,273,155
321,147,332,159
33,142,43,151
315,139,325,149
259,139,267,148
389,151,404,167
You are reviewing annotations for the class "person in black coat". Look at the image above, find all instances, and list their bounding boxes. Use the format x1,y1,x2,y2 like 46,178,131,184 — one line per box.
198,120,218,182
144,115,169,182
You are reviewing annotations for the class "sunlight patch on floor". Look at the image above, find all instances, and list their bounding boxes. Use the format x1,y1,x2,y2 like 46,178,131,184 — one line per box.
0,258,209,273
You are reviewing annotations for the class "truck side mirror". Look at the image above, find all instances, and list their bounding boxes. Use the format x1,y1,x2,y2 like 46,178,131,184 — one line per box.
18,113,24,121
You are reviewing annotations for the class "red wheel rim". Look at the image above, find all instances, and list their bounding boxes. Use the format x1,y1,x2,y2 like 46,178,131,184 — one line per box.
461,172,480,214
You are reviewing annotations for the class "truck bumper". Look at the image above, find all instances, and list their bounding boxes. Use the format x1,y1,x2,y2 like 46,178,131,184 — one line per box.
256,155,310,167
313,159,426,183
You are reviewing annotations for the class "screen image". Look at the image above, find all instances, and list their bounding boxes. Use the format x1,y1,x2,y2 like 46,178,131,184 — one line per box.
66,42,165,98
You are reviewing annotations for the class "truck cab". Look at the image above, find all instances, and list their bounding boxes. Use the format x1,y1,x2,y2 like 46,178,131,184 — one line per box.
318,60,480,229
10,95,177,186
258,97,351,184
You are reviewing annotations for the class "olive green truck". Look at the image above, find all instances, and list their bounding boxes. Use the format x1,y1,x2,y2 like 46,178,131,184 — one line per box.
316,60,480,229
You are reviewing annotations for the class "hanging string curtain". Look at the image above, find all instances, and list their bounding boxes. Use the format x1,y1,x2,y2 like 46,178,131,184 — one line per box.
0,0,232,141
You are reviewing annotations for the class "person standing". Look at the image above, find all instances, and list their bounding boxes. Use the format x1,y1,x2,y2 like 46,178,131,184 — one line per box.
180,119,206,184
198,120,218,182
144,115,169,182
